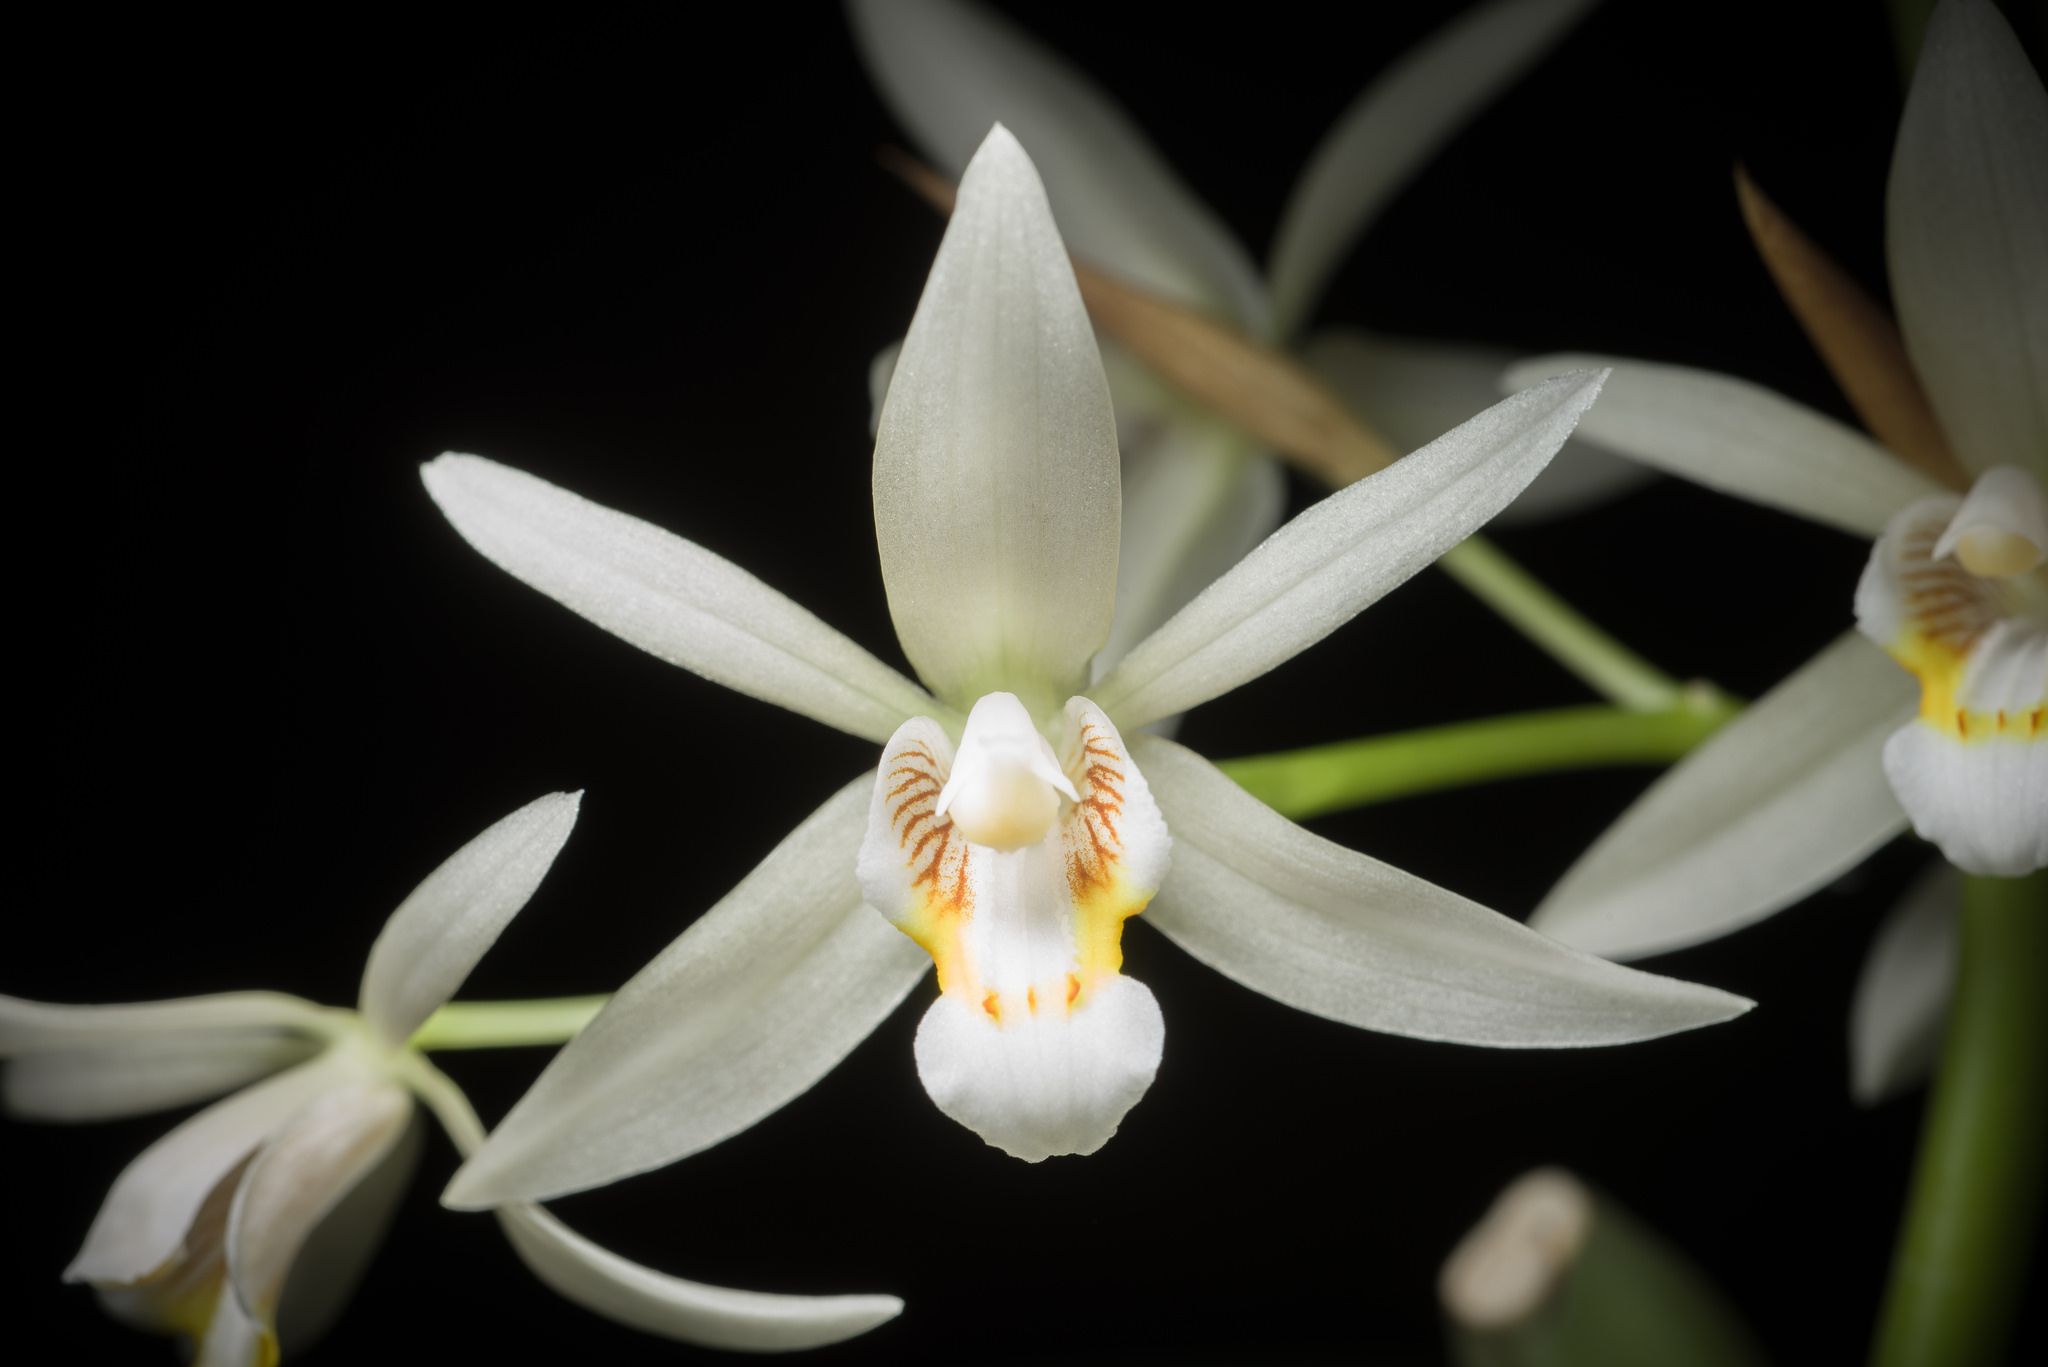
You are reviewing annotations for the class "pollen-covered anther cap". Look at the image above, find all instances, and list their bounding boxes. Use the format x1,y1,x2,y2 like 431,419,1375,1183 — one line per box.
1935,466,2048,579
935,692,1079,851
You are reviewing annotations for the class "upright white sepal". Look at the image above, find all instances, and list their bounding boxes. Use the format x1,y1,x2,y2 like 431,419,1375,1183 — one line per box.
1886,0,2048,483
872,126,1122,711
359,792,582,1047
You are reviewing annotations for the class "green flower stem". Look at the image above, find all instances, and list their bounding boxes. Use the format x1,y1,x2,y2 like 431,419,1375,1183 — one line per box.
409,996,608,1052
1871,870,2048,1367
1216,694,1738,822
1437,535,1685,712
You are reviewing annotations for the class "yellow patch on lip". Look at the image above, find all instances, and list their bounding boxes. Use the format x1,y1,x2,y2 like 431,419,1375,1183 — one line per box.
1886,517,2046,744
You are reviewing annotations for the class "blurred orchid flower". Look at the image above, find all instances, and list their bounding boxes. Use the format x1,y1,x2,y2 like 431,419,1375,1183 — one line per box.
1507,0,2046,962
422,128,1746,1198
851,0,1647,665
0,794,902,1362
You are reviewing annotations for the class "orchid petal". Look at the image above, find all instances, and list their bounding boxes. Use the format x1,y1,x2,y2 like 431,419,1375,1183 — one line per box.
872,126,1122,711
6,1034,315,1123
272,1113,424,1355
914,974,1163,1162
413,1062,904,1350
359,792,582,1047
1093,372,1603,729
1533,634,1916,959
1887,0,2048,482
1849,863,1960,1105
66,1053,352,1286
1503,355,1944,537
1266,0,1596,338
0,991,328,1054
443,778,931,1208
224,1081,413,1330
421,454,940,744
846,0,1265,327
1133,737,1752,1044
1304,328,1651,522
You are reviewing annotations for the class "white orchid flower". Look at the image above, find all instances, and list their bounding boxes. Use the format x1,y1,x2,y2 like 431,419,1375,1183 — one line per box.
1504,0,2047,962
850,0,1647,669
420,127,1747,1197
0,794,902,1362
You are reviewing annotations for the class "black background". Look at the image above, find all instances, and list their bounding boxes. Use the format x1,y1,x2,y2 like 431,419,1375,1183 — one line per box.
7,2,2043,1363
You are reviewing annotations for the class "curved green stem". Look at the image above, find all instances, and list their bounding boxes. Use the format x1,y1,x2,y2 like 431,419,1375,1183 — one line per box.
409,996,607,1052
1436,536,1684,712
1216,693,1738,822
1871,870,2048,1367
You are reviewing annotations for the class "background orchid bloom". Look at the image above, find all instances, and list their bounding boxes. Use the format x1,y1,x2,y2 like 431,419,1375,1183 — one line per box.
421,127,1747,1202
1500,0,2046,971
849,0,1649,667
0,794,902,1362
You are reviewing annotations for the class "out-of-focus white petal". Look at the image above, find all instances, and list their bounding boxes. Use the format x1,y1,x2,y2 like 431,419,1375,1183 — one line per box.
66,1054,353,1286
223,1081,414,1331
421,454,940,744
1093,372,1603,729
1304,328,1651,522
0,992,328,1054
846,0,1265,327
192,1286,267,1367
1266,0,1596,338
1887,0,2048,483
1533,635,1916,959
1504,355,1943,537
5,1034,315,1123
411,1062,903,1351
359,792,582,1047
273,1113,424,1356
1849,863,1960,1105
444,779,931,1208
872,126,1122,711
1932,466,2047,577
914,974,1162,1162
1134,737,1753,1044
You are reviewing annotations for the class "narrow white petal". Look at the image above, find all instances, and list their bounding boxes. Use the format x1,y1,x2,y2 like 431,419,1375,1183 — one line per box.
1304,328,1652,522
846,0,1265,326
66,1053,353,1286
1134,737,1752,1045
1503,355,1943,537
914,974,1162,1162
1266,0,1596,337
358,792,582,1047
1,991,327,1054
412,1062,904,1351
1887,0,2048,482
872,126,1121,710
5,1034,315,1123
443,778,931,1208
1534,635,1916,959
421,454,939,744
1093,372,1604,729
1849,864,1960,1105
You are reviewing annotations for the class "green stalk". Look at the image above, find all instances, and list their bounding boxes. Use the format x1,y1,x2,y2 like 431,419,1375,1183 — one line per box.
1216,695,1737,822
1437,535,1684,712
1871,870,2048,1367
409,995,608,1052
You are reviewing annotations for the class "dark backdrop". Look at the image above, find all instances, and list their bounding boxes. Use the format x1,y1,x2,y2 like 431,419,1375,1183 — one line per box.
8,2,2041,1363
